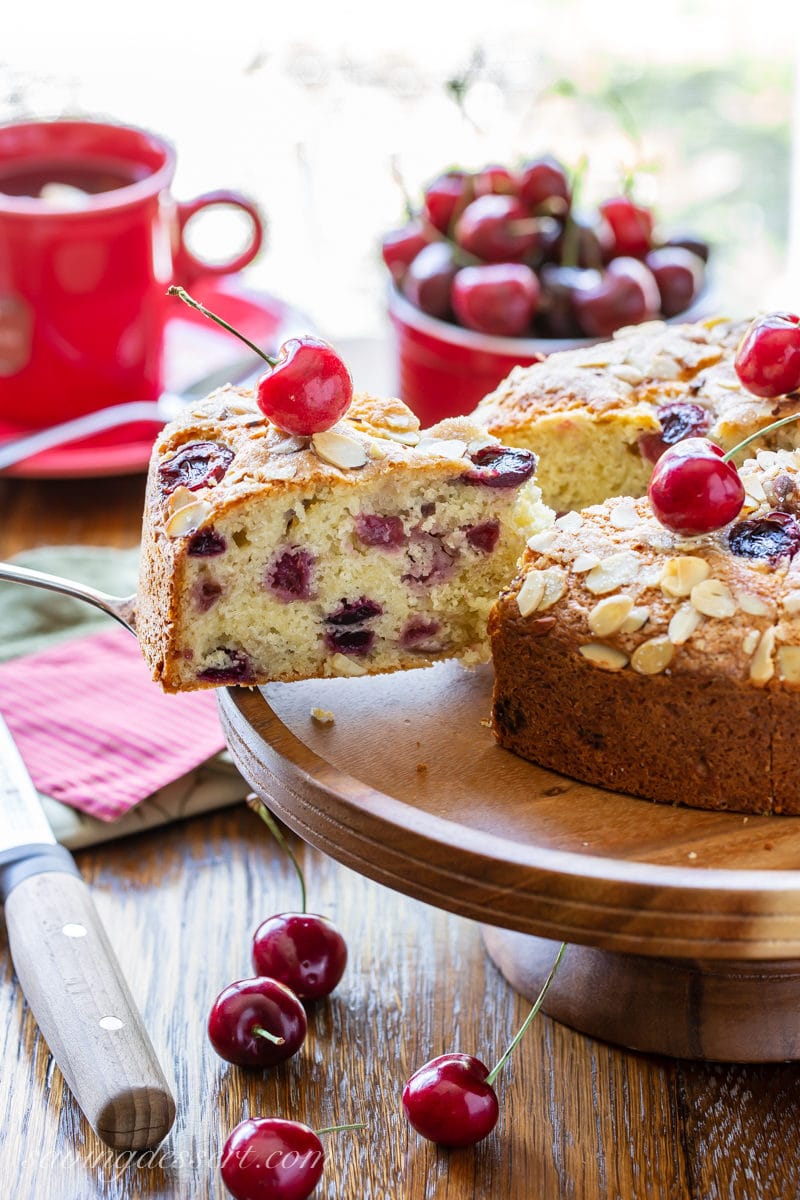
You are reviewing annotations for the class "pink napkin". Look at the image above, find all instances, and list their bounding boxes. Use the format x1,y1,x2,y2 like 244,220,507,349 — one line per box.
0,627,226,821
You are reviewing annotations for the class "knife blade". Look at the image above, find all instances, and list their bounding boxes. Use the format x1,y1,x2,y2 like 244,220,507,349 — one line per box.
0,710,176,1149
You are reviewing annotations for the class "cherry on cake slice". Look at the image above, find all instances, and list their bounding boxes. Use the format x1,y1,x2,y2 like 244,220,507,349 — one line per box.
137,388,550,692
488,447,800,815
474,317,800,512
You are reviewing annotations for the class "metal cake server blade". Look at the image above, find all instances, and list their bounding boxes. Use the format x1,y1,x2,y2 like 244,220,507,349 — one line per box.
0,711,175,1149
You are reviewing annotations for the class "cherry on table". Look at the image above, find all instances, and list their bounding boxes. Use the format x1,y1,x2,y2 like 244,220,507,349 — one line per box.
646,437,745,535
247,795,348,1001
452,263,540,337
208,977,307,1068
734,312,800,399
220,1118,324,1200
402,1054,499,1148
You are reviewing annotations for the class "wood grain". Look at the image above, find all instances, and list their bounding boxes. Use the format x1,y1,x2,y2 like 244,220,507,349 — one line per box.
4,472,800,1197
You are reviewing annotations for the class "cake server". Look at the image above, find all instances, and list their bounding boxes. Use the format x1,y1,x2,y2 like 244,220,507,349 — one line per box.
0,710,175,1149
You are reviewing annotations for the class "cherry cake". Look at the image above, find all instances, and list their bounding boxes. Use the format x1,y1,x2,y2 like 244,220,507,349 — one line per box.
476,317,800,512
137,389,548,692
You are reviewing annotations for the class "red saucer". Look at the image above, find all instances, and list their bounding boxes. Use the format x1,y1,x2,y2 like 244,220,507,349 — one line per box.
0,278,309,479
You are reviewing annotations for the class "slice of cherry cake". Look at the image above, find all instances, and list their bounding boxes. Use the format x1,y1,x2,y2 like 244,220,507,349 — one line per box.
137,388,550,691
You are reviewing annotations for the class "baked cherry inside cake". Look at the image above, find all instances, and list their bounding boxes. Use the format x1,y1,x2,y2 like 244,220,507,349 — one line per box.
488,446,800,815
137,388,549,692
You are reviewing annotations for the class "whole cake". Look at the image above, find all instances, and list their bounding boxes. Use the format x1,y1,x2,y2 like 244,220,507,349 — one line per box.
476,317,800,511
488,446,800,815
137,387,548,692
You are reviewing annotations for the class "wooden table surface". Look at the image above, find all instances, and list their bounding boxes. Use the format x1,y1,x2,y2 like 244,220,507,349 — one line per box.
2,469,800,1200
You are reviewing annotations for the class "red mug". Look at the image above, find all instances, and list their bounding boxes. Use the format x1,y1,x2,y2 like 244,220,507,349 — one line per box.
0,118,265,430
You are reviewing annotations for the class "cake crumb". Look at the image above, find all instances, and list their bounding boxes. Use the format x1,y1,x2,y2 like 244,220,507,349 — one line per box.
416,762,427,773
310,707,335,725
687,851,698,860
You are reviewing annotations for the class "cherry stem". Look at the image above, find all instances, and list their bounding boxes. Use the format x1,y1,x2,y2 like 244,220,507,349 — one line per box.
484,941,567,1087
722,411,800,464
252,1025,285,1046
167,286,278,368
315,1124,367,1135
246,793,307,914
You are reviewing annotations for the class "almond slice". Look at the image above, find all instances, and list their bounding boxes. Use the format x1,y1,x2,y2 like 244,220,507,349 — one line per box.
312,430,368,469
588,595,634,637
660,555,711,598
631,636,674,675
579,644,629,671
164,498,213,539
691,578,737,619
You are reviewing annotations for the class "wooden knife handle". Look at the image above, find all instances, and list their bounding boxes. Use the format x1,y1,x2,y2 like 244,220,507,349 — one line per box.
4,867,176,1150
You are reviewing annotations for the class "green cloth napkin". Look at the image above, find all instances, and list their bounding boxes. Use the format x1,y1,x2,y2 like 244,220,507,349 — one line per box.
0,545,140,661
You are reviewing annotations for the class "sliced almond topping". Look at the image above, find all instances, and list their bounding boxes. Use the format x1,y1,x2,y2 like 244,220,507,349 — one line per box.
367,441,388,460
631,636,674,675
749,626,776,685
381,428,421,446
572,551,601,573
527,529,557,553
329,653,368,677
467,436,496,455
783,590,800,614
164,498,213,539
736,592,773,617
516,572,546,617
539,568,567,611
554,511,584,533
608,363,645,385
668,603,702,645
166,484,197,514
271,434,310,455
777,646,800,684
742,630,760,656
585,551,641,595
579,643,629,671
742,474,767,502
620,606,649,633
588,595,634,637
660,555,711,598
647,353,682,381
311,430,368,469
609,500,639,529
691,578,737,619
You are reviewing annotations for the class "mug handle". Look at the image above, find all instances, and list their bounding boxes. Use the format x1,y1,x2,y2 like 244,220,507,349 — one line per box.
174,190,265,283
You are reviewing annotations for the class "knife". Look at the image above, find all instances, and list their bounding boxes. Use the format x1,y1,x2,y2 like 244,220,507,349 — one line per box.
0,711,176,1149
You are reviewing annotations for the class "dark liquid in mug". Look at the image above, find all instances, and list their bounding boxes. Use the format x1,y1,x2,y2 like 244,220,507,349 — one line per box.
0,158,149,198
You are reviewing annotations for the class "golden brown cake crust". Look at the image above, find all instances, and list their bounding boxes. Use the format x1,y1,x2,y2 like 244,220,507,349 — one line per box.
489,449,800,815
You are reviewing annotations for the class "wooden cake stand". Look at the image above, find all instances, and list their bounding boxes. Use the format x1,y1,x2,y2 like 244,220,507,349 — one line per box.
218,662,800,1063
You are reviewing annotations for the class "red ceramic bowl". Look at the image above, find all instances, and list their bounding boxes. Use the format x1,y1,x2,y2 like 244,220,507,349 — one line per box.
387,284,714,428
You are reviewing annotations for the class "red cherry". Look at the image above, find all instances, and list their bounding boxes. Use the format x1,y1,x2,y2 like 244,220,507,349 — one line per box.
452,263,540,336
647,438,745,535
208,977,307,1067
256,338,353,436
573,256,660,337
252,913,347,1001
402,1054,499,1147
423,171,473,235
599,196,654,258
220,1118,324,1200
167,287,352,437
380,220,431,283
473,164,517,197
401,241,458,319
734,312,800,399
518,155,571,214
454,195,538,263
644,246,705,317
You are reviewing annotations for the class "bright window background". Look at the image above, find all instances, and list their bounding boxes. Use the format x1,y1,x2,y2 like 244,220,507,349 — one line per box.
3,0,799,345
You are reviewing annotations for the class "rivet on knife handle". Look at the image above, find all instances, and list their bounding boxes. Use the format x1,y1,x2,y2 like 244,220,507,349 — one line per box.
2,858,176,1150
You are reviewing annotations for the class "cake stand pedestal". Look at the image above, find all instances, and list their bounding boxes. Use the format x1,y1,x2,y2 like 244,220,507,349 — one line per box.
218,662,800,1063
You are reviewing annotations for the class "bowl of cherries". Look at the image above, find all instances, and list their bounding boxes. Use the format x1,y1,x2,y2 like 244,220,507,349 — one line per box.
382,155,711,426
